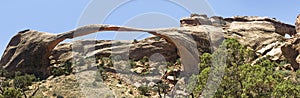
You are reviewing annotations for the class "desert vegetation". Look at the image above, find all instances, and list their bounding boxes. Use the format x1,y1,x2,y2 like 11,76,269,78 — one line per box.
190,38,300,97
1,38,300,97
0,71,38,98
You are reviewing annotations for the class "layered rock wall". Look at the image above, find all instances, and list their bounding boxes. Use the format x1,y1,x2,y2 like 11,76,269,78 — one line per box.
224,16,296,36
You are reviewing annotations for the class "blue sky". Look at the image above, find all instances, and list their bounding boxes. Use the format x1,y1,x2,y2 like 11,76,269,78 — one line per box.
0,0,299,56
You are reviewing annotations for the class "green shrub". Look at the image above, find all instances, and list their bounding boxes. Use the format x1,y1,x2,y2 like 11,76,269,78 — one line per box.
129,60,137,68
51,67,65,76
13,74,36,90
95,66,107,81
166,62,174,67
194,67,210,93
2,88,22,98
140,56,149,64
191,38,300,97
199,53,212,72
176,58,181,65
1,80,10,88
272,80,300,97
0,68,7,77
63,61,73,75
137,85,151,96
154,82,170,97
101,57,113,67
0,72,37,98
51,61,73,76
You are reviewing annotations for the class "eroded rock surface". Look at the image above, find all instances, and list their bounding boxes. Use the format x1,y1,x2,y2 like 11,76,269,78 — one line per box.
224,16,287,61
281,34,300,70
0,24,215,78
224,16,296,36
180,15,296,62
180,14,226,27
1,14,299,80
2,14,300,97
51,37,178,64
0,30,59,78
296,14,300,33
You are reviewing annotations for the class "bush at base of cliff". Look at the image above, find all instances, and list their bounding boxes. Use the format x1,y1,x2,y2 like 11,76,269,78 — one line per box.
0,88,22,98
191,38,300,97
51,61,73,76
13,73,37,90
272,80,300,97
0,71,37,98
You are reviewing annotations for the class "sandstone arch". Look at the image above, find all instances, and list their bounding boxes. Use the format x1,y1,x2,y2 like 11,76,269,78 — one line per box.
0,24,201,78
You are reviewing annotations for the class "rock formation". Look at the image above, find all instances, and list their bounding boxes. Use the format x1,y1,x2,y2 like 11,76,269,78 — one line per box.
2,13,300,97
180,14,226,27
224,16,296,36
281,34,300,70
181,15,297,62
224,16,287,61
1,24,214,78
1,14,299,79
280,14,300,70
296,14,300,33
0,30,59,78
0,25,156,78
223,16,299,69
51,37,178,64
